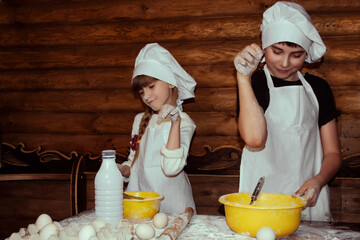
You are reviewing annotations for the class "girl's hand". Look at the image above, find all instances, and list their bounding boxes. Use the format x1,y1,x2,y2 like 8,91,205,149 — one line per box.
117,164,131,178
293,177,322,207
234,43,263,76
158,104,180,122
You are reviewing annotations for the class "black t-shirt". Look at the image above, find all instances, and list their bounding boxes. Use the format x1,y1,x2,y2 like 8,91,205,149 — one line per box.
250,70,340,127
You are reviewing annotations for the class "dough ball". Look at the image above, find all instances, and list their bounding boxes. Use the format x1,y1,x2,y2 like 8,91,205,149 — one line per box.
256,226,275,240
135,223,155,240
152,213,168,229
35,214,53,231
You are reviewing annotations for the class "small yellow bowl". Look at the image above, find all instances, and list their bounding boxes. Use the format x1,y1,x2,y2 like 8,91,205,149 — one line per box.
123,191,164,221
219,192,307,237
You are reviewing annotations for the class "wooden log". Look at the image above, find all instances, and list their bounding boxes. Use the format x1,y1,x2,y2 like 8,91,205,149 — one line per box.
1,112,357,147
0,112,136,135
333,87,360,114
0,111,239,136
0,37,358,70
1,0,359,24
0,62,358,90
339,137,360,156
0,67,134,90
0,89,143,112
1,13,358,47
0,88,236,112
302,62,360,86
0,86,358,113
339,114,360,138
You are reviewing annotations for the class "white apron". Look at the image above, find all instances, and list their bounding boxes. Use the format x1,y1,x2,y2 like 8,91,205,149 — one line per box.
126,120,196,214
239,65,331,221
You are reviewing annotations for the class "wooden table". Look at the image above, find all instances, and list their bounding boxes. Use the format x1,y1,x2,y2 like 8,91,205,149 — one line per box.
60,210,360,239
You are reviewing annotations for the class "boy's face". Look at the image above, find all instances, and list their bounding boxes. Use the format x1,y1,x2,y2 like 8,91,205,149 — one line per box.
265,43,307,81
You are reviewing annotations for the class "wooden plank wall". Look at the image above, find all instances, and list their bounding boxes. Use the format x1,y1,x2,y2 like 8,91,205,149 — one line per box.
0,0,359,234
0,0,359,157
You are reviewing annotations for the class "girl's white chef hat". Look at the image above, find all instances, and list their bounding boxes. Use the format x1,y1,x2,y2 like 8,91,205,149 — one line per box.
261,1,326,63
132,43,196,107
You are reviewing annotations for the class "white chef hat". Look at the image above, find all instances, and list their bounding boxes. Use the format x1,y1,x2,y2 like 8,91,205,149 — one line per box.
132,43,196,107
261,1,326,63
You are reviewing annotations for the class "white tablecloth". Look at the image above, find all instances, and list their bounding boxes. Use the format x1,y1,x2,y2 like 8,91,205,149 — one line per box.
60,210,360,240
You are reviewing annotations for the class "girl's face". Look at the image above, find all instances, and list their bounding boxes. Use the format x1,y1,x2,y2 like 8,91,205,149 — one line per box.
265,43,307,81
138,79,176,111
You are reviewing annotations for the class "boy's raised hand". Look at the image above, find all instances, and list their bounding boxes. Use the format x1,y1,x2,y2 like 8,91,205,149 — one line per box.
234,43,263,76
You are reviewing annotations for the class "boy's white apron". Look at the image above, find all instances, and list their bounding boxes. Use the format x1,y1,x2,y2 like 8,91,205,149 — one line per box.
126,121,196,214
239,65,331,221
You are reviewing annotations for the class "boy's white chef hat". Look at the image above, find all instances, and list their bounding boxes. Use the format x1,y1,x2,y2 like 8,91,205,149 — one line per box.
132,43,196,107
261,1,326,63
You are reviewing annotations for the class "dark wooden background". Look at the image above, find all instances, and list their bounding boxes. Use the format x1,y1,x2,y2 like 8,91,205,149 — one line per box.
0,0,359,237
0,0,359,156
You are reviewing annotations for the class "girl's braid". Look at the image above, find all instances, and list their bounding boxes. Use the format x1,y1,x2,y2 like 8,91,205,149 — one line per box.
131,107,153,167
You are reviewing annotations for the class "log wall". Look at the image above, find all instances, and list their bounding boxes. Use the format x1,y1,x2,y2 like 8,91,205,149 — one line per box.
0,0,359,156
0,0,359,236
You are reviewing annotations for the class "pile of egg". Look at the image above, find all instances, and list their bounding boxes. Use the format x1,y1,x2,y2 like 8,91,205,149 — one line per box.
6,212,169,240
6,213,133,240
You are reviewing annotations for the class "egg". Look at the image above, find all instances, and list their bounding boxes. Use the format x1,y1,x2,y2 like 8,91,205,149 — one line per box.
256,226,276,240
78,224,96,240
35,214,53,231
39,223,58,240
135,223,155,240
152,213,168,229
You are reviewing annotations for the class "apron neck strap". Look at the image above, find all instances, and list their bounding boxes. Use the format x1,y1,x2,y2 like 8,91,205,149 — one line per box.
264,65,275,89
263,64,319,111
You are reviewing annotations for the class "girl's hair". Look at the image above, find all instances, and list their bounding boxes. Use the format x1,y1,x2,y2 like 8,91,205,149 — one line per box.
131,75,156,167
130,75,178,167
280,41,301,48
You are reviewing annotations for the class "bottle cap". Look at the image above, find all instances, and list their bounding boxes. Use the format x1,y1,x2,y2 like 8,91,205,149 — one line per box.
102,150,116,159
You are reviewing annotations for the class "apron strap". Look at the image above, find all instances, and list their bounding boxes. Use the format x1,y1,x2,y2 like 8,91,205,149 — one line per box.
264,65,319,113
264,65,275,89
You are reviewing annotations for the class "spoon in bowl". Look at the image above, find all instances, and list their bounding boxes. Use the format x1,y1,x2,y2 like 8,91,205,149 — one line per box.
123,193,144,200
249,176,265,205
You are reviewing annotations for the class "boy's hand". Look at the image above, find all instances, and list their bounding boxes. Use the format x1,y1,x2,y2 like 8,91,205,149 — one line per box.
158,104,180,122
234,43,263,76
293,177,322,207
117,164,131,178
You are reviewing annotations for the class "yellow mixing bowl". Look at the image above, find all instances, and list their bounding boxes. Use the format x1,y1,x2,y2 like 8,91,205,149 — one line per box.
219,192,307,237
123,191,164,221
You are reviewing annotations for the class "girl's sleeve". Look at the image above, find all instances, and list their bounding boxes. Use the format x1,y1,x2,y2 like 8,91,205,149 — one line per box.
121,113,144,168
160,112,196,177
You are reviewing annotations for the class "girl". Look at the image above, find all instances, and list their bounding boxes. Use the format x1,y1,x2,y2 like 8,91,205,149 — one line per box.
234,2,342,221
118,43,197,214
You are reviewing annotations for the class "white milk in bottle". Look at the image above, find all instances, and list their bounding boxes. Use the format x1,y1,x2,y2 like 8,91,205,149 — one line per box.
95,150,123,226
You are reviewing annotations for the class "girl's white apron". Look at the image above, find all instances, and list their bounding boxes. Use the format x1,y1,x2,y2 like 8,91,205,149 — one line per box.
239,65,331,221
126,120,196,214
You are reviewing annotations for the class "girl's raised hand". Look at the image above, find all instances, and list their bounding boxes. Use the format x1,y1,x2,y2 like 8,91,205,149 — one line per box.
234,43,263,76
158,104,180,122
